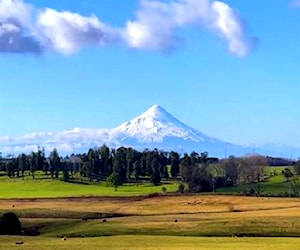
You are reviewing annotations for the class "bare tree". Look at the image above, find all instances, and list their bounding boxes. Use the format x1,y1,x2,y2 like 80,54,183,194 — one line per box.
239,155,267,196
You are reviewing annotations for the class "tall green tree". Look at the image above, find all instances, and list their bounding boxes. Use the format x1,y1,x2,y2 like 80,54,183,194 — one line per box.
36,147,46,171
158,151,168,179
99,145,111,176
180,152,212,192
17,154,27,179
170,151,180,179
150,149,161,185
133,160,141,182
126,147,134,182
49,148,60,178
5,155,18,178
87,148,96,180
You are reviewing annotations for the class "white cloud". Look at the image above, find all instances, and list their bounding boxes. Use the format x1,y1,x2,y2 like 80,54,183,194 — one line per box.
0,0,32,24
36,9,118,54
124,0,184,52
0,0,43,53
123,0,256,56
0,128,111,156
211,1,255,57
0,0,256,56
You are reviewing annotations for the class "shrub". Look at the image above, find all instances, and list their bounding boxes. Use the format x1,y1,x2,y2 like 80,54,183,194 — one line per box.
177,183,185,193
0,212,22,235
106,172,123,187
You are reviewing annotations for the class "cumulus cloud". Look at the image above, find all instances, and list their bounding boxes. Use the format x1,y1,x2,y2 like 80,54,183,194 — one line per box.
0,0,43,53
36,9,118,54
124,0,255,56
0,0,256,56
211,2,256,56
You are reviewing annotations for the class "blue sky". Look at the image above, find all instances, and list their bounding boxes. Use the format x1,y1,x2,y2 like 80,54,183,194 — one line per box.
1,0,300,153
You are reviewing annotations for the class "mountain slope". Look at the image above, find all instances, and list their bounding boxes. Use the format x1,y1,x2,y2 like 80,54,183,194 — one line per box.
108,105,248,156
1,104,294,157
110,104,216,143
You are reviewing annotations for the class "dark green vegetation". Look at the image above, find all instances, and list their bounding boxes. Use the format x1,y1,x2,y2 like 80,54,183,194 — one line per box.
1,146,180,187
0,212,21,235
1,146,299,198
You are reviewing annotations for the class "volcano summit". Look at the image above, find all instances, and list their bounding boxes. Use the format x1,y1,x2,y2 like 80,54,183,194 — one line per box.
0,105,263,157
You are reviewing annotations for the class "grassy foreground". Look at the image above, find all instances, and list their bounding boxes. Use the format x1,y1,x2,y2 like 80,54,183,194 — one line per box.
2,236,300,250
1,195,300,249
1,195,300,238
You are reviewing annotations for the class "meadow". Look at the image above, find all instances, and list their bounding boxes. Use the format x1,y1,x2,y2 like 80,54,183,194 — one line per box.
216,166,293,195
0,166,292,198
1,195,300,238
0,167,300,249
0,172,178,198
2,236,300,250
1,195,300,249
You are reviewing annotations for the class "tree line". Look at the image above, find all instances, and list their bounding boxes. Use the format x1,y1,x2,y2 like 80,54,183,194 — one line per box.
0,146,186,186
0,146,299,195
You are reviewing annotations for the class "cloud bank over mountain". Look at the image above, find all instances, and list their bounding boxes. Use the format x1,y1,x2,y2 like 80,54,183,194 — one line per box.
0,0,256,56
1,105,298,158
0,128,111,155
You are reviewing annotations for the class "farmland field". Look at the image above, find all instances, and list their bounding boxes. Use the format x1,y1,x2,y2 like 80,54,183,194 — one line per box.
1,167,300,249
1,236,300,250
1,195,300,238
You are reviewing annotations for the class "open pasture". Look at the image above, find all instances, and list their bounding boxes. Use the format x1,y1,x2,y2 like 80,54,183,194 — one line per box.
0,173,178,198
216,166,294,195
1,236,300,250
1,195,300,238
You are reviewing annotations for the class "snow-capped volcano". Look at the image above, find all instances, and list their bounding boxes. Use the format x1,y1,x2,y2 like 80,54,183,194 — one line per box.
108,105,250,156
2,104,294,157
110,104,218,144
107,105,258,157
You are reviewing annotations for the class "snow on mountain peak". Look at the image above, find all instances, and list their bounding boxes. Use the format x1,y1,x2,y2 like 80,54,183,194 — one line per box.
110,105,215,144
142,104,167,118
2,104,282,157
137,104,176,122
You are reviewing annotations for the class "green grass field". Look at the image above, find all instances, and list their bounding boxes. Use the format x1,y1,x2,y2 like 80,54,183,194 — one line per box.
1,167,300,249
0,172,178,198
0,166,294,198
216,166,293,195
1,236,300,250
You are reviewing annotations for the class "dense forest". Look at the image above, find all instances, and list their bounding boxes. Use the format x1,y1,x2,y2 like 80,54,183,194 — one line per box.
0,146,298,195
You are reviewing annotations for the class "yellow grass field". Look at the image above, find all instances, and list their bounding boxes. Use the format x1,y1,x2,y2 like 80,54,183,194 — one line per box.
1,195,300,249
2,236,300,250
